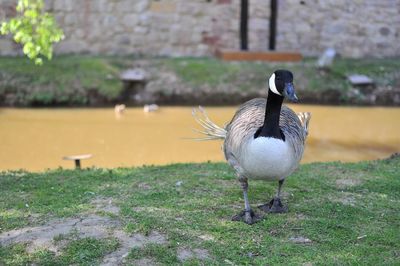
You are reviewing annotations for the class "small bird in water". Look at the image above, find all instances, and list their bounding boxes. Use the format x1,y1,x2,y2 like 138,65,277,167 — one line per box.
193,70,311,224
143,104,159,113
114,104,126,119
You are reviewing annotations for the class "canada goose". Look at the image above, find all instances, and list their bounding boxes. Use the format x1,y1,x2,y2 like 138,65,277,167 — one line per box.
193,70,311,224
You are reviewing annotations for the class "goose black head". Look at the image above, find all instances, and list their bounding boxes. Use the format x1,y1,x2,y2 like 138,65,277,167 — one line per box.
268,70,298,102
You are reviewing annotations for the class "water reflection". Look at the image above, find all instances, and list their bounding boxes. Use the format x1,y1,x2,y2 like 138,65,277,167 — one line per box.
0,105,399,171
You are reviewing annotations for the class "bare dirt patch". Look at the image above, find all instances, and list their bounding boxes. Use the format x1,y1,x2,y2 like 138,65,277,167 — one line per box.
0,198,167,266
336,178,362,189
331,192,357,206
0,215,120,253
102,230,166,266
134,258,159,266
132,206,172,214
177,247,210,262
91,197,121,215
287,212,308,224
295,213,307,220
289,236,313,244
137,182,152,190
198,234,215,241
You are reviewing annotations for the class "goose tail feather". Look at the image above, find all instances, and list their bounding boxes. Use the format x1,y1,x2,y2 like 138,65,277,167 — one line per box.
297,112,311,136
192,106,227,140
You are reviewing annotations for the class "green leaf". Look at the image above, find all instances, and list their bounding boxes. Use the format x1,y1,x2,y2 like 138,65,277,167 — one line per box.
0,0,64,65
34,57,43,65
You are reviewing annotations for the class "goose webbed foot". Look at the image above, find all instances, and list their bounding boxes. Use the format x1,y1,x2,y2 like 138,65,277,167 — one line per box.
231,209,263,225
258,197,288,213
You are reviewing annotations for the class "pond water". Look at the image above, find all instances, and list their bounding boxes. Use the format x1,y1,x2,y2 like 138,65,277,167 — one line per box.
0,105,399,172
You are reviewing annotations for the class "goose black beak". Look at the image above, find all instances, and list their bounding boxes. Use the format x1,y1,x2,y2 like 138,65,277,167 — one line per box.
284,83,298,103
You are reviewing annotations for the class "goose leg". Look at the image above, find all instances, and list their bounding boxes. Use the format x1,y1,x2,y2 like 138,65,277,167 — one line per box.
232,178,262,224
258,179,288,213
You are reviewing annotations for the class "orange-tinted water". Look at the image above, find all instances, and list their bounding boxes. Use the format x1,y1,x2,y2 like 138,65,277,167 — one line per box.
0,105,399,172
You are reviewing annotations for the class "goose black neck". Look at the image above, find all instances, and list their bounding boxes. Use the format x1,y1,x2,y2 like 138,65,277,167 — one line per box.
256,89,285,140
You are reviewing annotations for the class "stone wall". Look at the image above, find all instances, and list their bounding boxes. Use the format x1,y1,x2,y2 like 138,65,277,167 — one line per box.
0,0,399,58
277,0,400,58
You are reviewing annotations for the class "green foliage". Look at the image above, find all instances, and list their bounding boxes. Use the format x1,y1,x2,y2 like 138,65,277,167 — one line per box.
0,0,64,65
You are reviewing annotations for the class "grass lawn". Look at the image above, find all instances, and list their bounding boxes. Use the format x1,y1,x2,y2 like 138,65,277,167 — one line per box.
0,56,123,106
0,156,399,265
162,57,400,92
1,56,399,106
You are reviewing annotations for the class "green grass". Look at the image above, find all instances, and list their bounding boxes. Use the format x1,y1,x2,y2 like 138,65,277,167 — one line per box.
61,237,119,265
0,56,123,106
0,238,119,266
129,243,180,264
162,57,400,93
1,156,399,265
1,56,400,106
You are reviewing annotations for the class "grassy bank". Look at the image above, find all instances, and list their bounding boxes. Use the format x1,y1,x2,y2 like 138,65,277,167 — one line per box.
1,156,399,265
0,56,123,106
1,56,400,106
163,57,400,92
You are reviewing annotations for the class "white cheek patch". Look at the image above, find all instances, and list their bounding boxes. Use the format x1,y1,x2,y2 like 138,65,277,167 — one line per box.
269,73,281,96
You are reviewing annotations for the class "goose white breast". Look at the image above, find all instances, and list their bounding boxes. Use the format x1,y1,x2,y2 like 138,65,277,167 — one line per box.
241,136,295,180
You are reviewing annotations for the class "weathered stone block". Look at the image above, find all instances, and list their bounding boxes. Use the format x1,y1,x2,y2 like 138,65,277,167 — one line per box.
379,27,390,36
139,14,150,26
115,1,136,13
149,1,176,13
134,26,149,34
53,0,74,12
91,0,113,13
64,13,78,26
122,14,139,28
0,39,16,55
117,35,131,45
249,18,269,31
135,0,150,13
54,39,88,53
